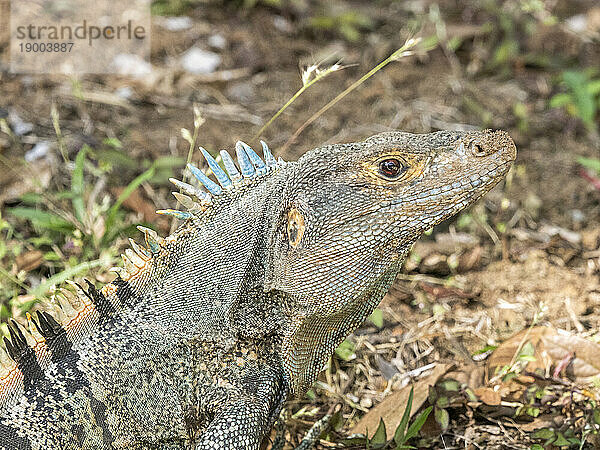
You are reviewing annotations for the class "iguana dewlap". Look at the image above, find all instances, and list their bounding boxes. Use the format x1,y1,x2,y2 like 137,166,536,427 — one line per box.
0,130,516,449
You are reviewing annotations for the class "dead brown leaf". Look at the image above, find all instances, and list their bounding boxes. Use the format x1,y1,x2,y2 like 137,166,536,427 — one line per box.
349,363,452,438
487,326,600,383
458,245,484,271
473,387,501,406
496,379,525,401
16,250,43,272
444,364,485,390
0,157,52,206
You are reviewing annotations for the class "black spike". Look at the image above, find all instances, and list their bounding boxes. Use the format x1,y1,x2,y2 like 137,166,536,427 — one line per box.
112,277,135,308
3,337,15,360
32,312,72,361
4,321,44,391
83,279,116,319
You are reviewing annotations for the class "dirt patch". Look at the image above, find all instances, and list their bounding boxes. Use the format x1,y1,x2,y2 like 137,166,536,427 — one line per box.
469,255,600,339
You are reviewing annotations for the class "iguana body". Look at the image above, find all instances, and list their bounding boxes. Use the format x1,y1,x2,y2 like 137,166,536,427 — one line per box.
0,130,516,449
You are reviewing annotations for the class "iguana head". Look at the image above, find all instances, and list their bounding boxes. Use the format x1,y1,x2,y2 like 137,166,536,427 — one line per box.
265,130,516,393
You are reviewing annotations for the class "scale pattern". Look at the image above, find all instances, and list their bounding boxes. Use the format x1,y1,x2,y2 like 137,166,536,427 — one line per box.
0,131,516,449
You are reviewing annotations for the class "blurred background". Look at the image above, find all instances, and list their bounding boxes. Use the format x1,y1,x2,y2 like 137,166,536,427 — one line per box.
0,0,599,448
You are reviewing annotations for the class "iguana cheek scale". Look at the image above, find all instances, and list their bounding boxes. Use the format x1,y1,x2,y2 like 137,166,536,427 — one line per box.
0,130,516,449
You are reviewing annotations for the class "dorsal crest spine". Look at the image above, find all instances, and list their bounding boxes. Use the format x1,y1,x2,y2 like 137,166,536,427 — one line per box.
159,140,286,220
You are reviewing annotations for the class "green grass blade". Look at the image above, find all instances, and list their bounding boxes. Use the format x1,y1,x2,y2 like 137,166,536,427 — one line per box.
403,406,433,442
71,145,89,224
7,207,75,234
577,157,600,175
370,418,387,445
103,165,156,242
31,258,110,298
394,386,414,445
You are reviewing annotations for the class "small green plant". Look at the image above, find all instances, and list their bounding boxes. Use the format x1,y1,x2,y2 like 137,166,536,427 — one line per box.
531,427,588,448
394,387,433,449
480,0,557,75
578,157,600,176
527,395,600,448
490,303,547,384
0,105,191,326
343,387,432,449
550,70,600,133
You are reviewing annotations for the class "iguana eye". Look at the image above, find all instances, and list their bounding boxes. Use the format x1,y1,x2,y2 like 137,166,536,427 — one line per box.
378,158,407,180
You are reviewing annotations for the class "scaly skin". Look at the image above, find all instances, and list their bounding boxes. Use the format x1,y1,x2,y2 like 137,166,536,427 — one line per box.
0,130,516,449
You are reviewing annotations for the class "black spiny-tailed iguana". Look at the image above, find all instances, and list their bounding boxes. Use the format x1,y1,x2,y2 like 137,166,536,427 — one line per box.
0,130,516,449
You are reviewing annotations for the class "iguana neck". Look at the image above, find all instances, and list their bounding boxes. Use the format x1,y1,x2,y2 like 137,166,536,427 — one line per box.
125,175,289,344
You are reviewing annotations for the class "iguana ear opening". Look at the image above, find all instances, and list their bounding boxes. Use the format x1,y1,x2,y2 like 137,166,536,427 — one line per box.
286,206,305,249
264,200,308,293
